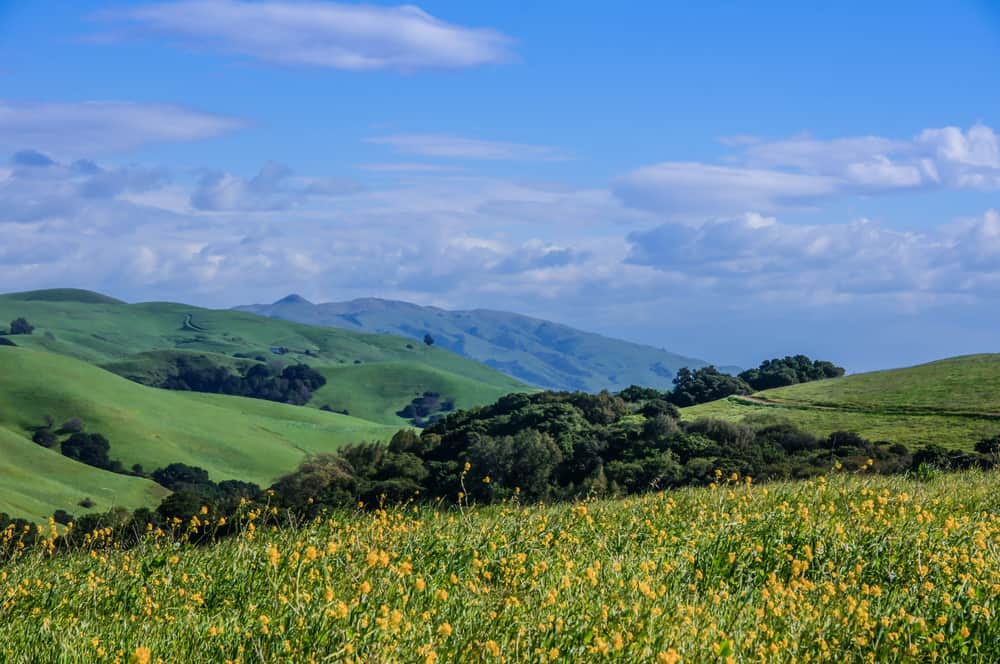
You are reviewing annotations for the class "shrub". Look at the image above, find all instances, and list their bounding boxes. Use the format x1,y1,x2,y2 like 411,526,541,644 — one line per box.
31,429,58,448
52,510,74,526
58,417,84,434
61,433,113,470
9,317,34,335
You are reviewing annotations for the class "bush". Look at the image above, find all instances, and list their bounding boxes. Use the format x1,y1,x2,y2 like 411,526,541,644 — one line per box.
0,337,15,347
31,429,59,448
151,463,212,491
52,510,74,526
61,433,113,470
974,435,1000,456
58,417,84,434
9,317,34,335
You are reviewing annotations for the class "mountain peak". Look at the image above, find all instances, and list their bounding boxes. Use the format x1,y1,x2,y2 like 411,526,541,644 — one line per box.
273,294,312,306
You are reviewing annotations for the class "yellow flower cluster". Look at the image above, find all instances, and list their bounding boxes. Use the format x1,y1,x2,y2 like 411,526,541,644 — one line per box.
1,471,999,662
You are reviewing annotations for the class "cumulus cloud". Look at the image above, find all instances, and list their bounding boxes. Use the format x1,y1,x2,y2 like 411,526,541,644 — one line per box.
624,210,1000,301
5,143,1000,374
0,100,243,157
616,124,1000,217
104,0,515,71
190,162,363,211
0,150,174,222
367,134,566,161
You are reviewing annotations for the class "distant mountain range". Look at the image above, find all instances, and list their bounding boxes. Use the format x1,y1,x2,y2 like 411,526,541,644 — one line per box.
236,295,738,392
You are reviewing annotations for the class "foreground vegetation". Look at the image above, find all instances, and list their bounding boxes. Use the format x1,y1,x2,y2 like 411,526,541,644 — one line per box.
1,471,998,662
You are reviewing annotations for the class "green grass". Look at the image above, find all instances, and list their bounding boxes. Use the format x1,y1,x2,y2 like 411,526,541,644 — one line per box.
0,427,167,523
683,354,1000,449
0,290,527,424
2,471,999,662
0,347,397,503
309,361,530,425
0,289,529,520
0,292,530,389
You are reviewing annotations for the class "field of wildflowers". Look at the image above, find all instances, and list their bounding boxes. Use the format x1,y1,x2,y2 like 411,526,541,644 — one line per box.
1,470,999,663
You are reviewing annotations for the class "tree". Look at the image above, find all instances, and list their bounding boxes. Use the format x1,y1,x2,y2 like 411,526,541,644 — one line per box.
9,317,33,335
667,366,752,407
974,435,1000,456
423,333,435,347
151,463,212,491
32,429,58,448
739,355,845,391
61,433,112,470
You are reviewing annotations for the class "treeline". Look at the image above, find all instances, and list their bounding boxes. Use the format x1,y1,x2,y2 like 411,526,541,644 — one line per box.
31,417,137,476
267,389,994,512
6,385,999,559
667,355,845,407
153,357,326,405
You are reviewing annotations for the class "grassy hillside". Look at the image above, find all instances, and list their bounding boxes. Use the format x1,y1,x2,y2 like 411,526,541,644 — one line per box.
0,347,397,502
2,471,999,662
310,361,531,425
0,289,529,521
683,354,1000,449
0,426,167,522
0,289,526,422
236,295,733,392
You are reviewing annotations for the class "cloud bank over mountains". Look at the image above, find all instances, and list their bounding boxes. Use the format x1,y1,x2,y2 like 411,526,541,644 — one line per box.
3,121,1000,331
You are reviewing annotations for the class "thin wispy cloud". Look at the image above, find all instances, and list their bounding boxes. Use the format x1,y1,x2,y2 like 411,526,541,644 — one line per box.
359,162,458,173
103,0,515,71
367,134,568,161
0,100,243,157
616,124,1000,217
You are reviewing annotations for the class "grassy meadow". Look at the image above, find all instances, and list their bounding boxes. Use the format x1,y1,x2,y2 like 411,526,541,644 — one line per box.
1,470,998,662
683,355,1000,450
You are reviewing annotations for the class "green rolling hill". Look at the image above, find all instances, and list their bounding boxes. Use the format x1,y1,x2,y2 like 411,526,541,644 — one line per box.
0,289,527,423
0,289,531,521
0,425,168,523
682,354,1000,449
235,295,737,392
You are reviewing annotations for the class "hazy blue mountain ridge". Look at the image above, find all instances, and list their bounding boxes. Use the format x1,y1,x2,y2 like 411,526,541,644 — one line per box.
236,296,735,392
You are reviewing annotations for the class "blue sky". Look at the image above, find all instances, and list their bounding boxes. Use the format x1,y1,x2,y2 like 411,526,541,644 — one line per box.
1,0,999,371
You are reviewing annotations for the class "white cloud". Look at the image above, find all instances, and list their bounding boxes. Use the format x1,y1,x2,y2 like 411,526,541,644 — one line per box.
106,0,515,71
617,124,1000,216
916,124,999,168
4,146,1000,371
367,134,566,161
613,162,839,216
0,100,243,157
359,162,457,173
190,162,363,211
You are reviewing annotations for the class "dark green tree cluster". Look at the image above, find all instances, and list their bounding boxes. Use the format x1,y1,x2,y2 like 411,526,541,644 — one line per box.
30,417,133,474
151,462,261,521
396,391,455,427
738,355,845,391
667,367,752,407
8,317,34,335
154,357,326,405
665,355,845,407
266,389,996,514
